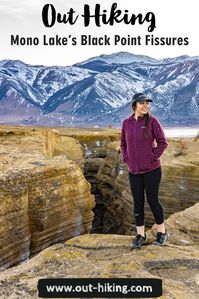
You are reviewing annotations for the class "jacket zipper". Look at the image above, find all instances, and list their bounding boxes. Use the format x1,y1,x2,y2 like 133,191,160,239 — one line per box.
134,119,138,173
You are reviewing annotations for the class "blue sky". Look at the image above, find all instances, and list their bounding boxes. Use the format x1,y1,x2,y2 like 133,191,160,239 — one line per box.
0,0,198,66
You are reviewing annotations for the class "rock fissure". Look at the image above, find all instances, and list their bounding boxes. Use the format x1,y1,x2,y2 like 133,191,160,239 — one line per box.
82,135,199,236
0,126,199,298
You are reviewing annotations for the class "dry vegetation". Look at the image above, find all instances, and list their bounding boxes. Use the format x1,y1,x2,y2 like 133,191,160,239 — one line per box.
173,139,188,157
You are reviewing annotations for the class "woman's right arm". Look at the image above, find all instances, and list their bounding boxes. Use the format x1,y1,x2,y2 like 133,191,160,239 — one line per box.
120,121,128,163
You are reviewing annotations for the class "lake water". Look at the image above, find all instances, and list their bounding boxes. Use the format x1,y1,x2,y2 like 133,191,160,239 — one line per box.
164,127,199,138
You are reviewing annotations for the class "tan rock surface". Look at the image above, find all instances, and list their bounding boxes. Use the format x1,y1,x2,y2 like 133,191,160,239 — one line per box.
0,125,84,167
96,138,199,233
0,203,198,299
0,144,95,270
0,125,122,270
0,124,198,277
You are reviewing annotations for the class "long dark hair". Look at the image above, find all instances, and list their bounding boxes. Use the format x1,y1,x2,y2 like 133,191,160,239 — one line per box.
132,102,150,139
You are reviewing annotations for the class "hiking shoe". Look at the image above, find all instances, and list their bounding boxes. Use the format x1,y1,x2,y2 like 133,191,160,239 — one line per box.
130,234,147,249
153,231,168,245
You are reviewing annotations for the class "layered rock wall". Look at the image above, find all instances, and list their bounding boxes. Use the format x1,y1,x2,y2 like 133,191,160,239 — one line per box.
1,125,198,271
53,128,198,235
55,128,121,233
0,126,95,270
0,126,83,167
0,203,198,298
96,138,199,234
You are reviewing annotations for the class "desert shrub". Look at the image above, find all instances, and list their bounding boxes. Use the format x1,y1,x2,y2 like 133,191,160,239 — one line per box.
174,139,188,157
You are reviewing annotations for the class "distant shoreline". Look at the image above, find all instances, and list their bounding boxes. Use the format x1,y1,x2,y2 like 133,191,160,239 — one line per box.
0,123,198,138
164,127,198,138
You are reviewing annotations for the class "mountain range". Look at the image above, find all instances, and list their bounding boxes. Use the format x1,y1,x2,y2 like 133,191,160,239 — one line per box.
0,52,199,127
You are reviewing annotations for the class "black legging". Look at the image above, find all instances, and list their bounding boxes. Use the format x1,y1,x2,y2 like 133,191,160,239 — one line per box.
128,167,164,226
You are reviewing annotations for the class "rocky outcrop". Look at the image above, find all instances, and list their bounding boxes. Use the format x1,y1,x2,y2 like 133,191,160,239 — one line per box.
156,201,199,246
0,126,84,168
1,125,198,273
0,125,121,271
96,138,199,234
0,203,198,299
96,141,125,233
55,127,121,233
44,128,198,235
84,157,105,232
0,127,95,270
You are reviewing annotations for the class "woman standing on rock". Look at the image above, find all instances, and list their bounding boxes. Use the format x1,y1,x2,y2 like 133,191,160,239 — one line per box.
120,93,168,249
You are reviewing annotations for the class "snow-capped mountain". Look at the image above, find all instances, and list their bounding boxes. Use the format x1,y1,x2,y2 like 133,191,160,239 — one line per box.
74,51,158,67
0,52,199,127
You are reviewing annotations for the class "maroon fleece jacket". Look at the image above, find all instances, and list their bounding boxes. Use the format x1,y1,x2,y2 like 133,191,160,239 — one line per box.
120,114,168,174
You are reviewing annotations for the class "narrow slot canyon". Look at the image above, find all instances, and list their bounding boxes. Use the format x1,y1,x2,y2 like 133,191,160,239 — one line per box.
81,134,199,236
0,126,198,298
0,125,198,271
